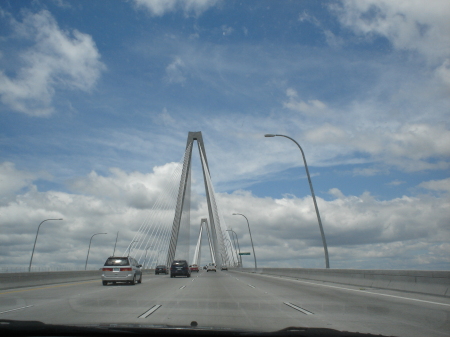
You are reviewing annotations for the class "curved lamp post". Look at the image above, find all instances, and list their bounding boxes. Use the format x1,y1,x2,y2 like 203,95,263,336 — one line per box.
233,213,257,270
112,231,119,257
226,229,242,267
265,134,330,269
127,240,139,257
29,218,63,272
85,233,107,270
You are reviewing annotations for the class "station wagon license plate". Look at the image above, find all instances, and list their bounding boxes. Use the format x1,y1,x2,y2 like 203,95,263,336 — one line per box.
113,268,120,272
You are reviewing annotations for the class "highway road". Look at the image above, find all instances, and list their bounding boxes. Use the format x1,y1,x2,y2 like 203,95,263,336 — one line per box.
0,270,449,336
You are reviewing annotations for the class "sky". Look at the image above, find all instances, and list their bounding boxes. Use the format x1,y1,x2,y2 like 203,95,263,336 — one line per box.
0,0,449,271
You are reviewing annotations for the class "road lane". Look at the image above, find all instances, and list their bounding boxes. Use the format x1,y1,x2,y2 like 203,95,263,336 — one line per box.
142,269,325,331
0,270,449,336
229,271,450,336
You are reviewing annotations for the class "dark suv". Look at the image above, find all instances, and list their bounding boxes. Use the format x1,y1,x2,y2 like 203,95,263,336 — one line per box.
155,265,168,275
170,260,191,278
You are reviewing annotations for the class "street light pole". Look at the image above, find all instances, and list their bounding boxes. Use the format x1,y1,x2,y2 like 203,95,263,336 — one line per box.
226,229,242,267
127,240,138,257
233,213,257,270
265,134,330,268
85,233,107,270
29,218,63,272
112,231,119,256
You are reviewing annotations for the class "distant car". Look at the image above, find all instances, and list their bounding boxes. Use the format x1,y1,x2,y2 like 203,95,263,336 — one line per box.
203,265,207,270
101,256,142,286
155,265,168,275
189,264,199,272
207,263,216,272
170,260,191,278
221,265,228,271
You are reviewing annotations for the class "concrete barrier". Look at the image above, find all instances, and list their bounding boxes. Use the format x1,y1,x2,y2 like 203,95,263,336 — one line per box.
236,268,450,297
3,268,449,297
0,269,156,290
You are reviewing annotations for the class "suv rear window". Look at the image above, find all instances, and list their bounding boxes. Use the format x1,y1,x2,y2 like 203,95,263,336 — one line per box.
171,260,187,266
104,258,129,266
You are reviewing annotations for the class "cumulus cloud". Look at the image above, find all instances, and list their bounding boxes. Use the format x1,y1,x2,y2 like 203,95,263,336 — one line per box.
0,10,105,116
68,163,182,209
302,123,450,172
0,162,37,201
418,177,450,193
1,161,448,270
133,0,218,17
0,162,183,270
333,0,450,62
332,0,450,88
218,188,450,269
283,88,328,115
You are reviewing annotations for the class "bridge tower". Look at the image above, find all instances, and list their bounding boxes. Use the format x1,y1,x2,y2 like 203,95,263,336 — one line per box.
192,218,216,266
166,132,229,267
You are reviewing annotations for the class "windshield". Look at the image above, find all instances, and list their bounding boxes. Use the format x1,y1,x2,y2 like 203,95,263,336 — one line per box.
0,1,449,336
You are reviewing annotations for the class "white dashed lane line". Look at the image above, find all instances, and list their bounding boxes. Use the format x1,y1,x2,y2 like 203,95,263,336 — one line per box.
138,305,161,318
284,302,314,315
0,305,34,315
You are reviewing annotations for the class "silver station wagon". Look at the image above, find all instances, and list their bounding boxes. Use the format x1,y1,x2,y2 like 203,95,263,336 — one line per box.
101,256,142,285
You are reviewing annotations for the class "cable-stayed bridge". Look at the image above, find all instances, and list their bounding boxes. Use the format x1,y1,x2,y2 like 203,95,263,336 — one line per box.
121,132,236,268
3,132,449,336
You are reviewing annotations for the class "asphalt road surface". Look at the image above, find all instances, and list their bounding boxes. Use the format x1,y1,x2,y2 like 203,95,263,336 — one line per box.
1,270,449,336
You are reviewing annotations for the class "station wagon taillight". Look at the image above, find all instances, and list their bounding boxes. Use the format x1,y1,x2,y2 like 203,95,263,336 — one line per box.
120,268,132,271
102,268,113,271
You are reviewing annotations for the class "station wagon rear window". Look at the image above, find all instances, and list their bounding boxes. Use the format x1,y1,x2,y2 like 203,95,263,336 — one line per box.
104,258,129,266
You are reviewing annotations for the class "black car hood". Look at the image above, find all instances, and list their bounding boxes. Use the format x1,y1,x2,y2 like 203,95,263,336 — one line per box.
0,319,395,336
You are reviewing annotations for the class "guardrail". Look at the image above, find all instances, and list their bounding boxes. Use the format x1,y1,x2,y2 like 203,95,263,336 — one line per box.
0,269,156,290
236,268,450,297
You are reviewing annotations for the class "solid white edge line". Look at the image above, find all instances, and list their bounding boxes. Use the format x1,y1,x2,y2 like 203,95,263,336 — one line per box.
0,305,34,314
284,302,313,315
249,273,450,308
293,279,450,307
138,305,161,319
